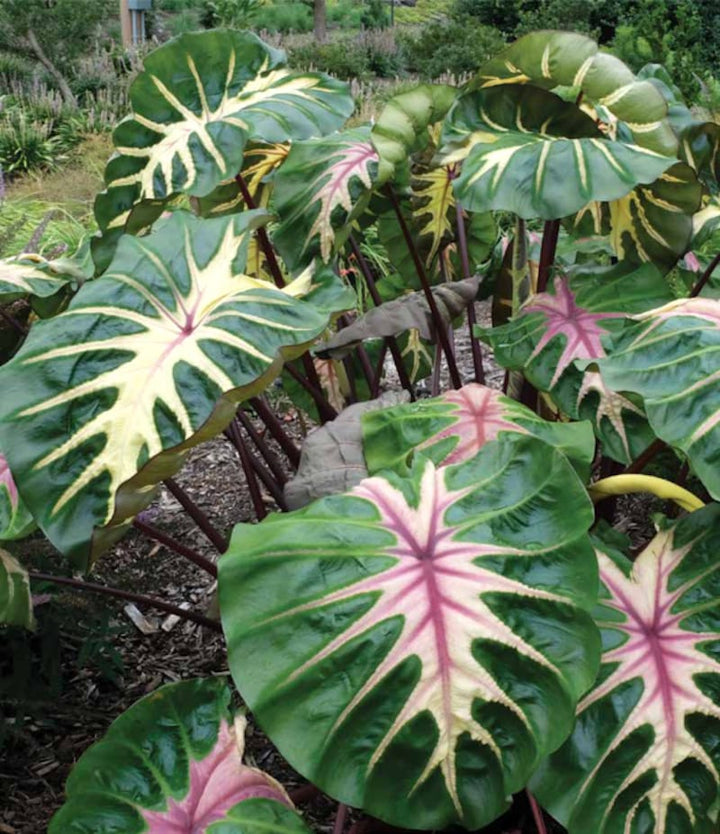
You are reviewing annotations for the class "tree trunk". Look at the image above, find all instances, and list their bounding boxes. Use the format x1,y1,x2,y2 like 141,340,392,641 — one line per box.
314,0,327,42
25,29,77,109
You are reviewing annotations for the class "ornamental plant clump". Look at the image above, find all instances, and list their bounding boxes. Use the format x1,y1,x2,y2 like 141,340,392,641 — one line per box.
2,26,720,834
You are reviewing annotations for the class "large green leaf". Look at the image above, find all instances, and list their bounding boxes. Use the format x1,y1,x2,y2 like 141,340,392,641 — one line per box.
94,30,353,259
441,85,676,221
220,433,600,830
534,507,720,834
0,453,35,541
49,677,311,834
478,263,674,462
600,297,720,499
572,162,702,273
0,248,92,312
272,127,380,271
0,210,351,570
0,548,34,629
361,382,595,479
473,31,677,155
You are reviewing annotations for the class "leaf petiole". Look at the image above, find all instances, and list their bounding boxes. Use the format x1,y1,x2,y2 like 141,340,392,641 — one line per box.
588,474,704,513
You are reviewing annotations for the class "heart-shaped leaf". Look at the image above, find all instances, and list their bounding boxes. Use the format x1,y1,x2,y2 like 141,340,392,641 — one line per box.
0,210,351,570
0,249,91,311
534,507,720,834
0,548,34,629
0,453,35,541
361,383,595,479
600,297,720,499
220,434,600,830
441,85,676,221
94,30,353,260
49,677,311,834
272,127,380,271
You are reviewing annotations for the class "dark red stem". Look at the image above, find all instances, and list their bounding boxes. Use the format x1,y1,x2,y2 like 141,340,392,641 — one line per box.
624,437,666,474
228,420,288,510
689,250,720,297
454,201,485,384
285,362,338,422
29,572,222,631
536,219,561,294
348,234,415,399
235,410,288,487
226,420,268,519
384,185,462,389
333,803,348,834
526,790,548,834
164,477,228,552
288,783,321,804
133,518,218,578
0,306,28,337
250,396,301,469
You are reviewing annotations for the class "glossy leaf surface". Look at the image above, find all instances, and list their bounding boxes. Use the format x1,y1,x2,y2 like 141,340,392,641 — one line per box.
49,677,311,834
600,297,720,499
0,548,34,629
362,383,594,479
221,434,600,830
0,250,91,308
0,211,349,569
95,30,352,246
442,85,675,220
273,127,379,270
534,507,720,833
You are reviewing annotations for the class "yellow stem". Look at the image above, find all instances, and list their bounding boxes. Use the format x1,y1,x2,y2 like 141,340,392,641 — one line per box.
588,474,704,513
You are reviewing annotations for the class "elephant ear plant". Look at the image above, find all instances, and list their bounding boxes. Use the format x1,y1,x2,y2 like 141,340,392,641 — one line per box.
1,26,720,834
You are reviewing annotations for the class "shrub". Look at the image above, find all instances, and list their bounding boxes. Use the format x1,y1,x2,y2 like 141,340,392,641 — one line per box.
398,17,505,79
289,38,371,80
165,7,203,34
0,113,62,175
252,1,313,32
202,0,262,28
451,0,522,35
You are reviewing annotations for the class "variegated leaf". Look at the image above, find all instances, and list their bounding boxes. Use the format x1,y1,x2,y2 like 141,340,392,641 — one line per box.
94,30,352,260
0,249,91,309
0,211,352,570
220,434,600,830
362,382,595,479
473,31,677,155
441,85,676,221
0,548,34,629
534,508,720,834
49,677,311,834
600,297,720,499
272,127,380,271
573,162,702,273
478,263,673,462
0,453,35,541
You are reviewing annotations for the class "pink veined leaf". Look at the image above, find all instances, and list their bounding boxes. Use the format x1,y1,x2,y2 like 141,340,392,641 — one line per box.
576,371,644,460
417,384,528,465
0,454,18,508
524,276,621,387
143,715,291,833
308,141,378,261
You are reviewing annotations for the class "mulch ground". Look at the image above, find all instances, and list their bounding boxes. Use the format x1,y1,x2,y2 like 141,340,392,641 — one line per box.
0,303,659,834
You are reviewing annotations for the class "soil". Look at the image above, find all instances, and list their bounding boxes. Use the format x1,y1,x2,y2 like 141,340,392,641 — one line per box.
0,302,654,834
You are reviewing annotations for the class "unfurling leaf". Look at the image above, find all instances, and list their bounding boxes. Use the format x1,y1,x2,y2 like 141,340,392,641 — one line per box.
0,453,35,541
534,507,720,834
284,391,410,510
0,548,34,629
49,678,311,834
0,211,349,570
316,275,480,358
221,434,600,830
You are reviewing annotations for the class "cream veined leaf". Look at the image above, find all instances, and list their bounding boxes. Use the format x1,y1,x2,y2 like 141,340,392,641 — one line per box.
272,127,380,271
0,210,350,570
0,249,91,309
0,453,35,541
441,85,676,221
472,31,677,155
534,508,720,834
220,434,600,830
94,30,353,262
600,296,720,500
